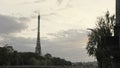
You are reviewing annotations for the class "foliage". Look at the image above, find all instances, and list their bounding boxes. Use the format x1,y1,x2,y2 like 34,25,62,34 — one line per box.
86,11,115,68
0,47,72,66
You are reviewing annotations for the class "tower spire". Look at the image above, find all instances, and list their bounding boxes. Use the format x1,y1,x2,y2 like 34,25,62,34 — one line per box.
35,14,41,55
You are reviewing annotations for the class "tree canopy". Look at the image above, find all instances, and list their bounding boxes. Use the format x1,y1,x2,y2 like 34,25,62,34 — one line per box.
0,46,72,66
86,11,115,68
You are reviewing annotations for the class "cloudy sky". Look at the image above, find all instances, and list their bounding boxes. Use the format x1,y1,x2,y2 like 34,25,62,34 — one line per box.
0,0,115,62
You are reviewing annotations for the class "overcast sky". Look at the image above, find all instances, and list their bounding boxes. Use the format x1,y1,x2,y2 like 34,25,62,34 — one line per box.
0,0,115,62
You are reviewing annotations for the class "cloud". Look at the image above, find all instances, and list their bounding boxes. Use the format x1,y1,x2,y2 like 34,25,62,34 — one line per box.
0,36,36,52
41,29,95,62
17,17,31,22
57,0,63,5
56,0,72,9
18,0,45,5
34,0,46,3
0,14,27,35
0,27,94,62
12,37,35,52
47,29,87,43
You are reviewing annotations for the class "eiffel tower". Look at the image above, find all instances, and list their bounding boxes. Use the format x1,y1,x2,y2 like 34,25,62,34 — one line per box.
35,15,41,55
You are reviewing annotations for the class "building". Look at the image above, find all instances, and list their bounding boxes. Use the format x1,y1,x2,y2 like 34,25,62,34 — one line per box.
35,15,42,55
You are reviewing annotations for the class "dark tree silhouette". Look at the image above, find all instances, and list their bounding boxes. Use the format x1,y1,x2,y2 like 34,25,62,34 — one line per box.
86,11,115,68
0,46,72,66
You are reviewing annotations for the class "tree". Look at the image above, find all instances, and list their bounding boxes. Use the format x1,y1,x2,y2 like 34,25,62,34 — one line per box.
0,46,72,66
44,53,52,65
51,57,72,66
86,11,115,68
44,53,52,59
